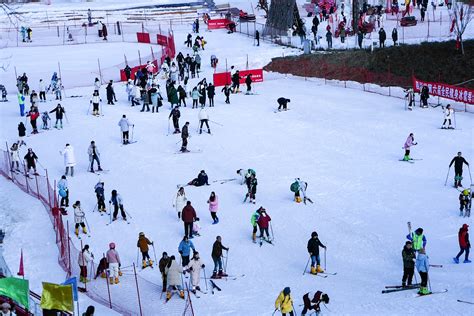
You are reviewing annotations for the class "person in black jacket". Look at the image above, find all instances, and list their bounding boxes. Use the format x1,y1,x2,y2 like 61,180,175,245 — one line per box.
49,103,65,129
207,83,215,107
169,106,181,134
24,148,38,176
449,152,469,188
392,28,398,45
378,27,386,47
106,81,116,105
231,71,240,93
307,231,326,274
245,74,252,95
181,122,189,152
277,97,291,111
124,65,131,81
221,84,231,104
255,30,260,46
177,85,187,107
18,122,27,146
402,241,416,287
211,236,229,278
189,170,209,186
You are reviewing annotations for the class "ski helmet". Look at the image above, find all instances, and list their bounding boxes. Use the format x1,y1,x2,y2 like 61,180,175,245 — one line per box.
139,232,144,236
109,242,115,249
283,287,291,295
311,231,318,238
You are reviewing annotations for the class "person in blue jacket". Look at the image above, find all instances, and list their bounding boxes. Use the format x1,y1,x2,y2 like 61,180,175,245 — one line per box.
178,235,195,267
415,248,430,295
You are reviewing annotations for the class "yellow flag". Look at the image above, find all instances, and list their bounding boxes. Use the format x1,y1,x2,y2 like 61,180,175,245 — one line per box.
40,282,74,312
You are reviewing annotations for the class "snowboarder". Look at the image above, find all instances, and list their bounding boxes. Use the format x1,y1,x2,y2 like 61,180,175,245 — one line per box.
245,172,258,203
109,190,127,221
211,236,228,278
181,122,190,152
169,106,181,134
9,143,21,172
178,235,195,267
441,104,454,129
60,144,76,177
165,255,185,299
405,88,414,110
307,231,326,274
453,224,471,263
106,81,116,105
188,170,209,186
208,192,219,224
41,111,51,130
402,133,417,161
58,175,69,207
78,244,93,283
88,141,102,173
24,148,38,176
198,106,211,134
221,84,231,104
257,208,271,240
301,291,330,316
406,227,427,251
277,97,290,111
459,189,471,217
90,90,102,116
184,251,205,292
290,178,308,203
137,232,154,268
94,180,106,213
274,287,294,316
402,240,416,287
449,152,469,188
49,104,66,129
159,252,170,292
415,248,430,295
118,115,133,145
182,201,197,239
174,187,187,219
245,74,252,95
73,201,87,236
106,242,121,284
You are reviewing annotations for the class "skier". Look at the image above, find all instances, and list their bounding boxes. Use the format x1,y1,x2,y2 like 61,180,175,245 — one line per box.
257,208,272,241
290,178,308,203
402,241,416,287
231,70,240,93
206,83,215,107
159,252,170,292
9,143,20,172
245,172,258,203
198,106,211,134
24,148,38,176
26,106,39,134
60,143,76,177
274,287,294,316
453,224,471,263
17,91,25,116
211,236,228,278
301,291,330,316
73,201,87,237
441,104,454,129
137,232,154,268
106,242,121,284
178,235,195,266
88,141,102,172
459,189,471,217
449,152,469,188
90,90,102,116
182,201,197,239
245,74,252,95
402,133,417,161
49,104,66,129
184,251,205,293
78,244,93,283
58,175,69,207
165,255,185,300
106,81,116,105
109,190,127,221
180,122,190,152
191,87,201,109
277,97,290,111
406,228,427,251
250,207,262,243
221,84,231,104
169,106,181,134
307,231,326,274
94,180,106,213
207,192,219,224
118,115,133,145
41,111,51,130
174,187,187,219
188,170,209,186
53,78,63,101
415,248,430,295
404,88,414,110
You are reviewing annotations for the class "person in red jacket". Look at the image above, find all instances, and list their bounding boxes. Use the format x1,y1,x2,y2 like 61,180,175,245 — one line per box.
257,208,272,240
182,201,197,239
27,105,39,134
453,224,471,263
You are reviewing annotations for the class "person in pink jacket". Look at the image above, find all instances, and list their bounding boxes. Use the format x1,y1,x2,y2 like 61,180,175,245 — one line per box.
208,191,219,224
106,242,121,284
402,133,417,161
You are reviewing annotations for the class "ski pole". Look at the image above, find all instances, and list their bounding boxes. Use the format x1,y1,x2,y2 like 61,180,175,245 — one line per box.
291,302,297,316
302,256,310,275
271,308,278,316
175,139,182,145
324,247,327,271
131,125,134,142
453,110,456,129
65,113,69,125
108,202,113,224
270,222,274,241
136,247,139,267
468,165,472,185
167,118,170,135
209,119,223,126
428,272,432,292
444,167,450,186
224,250,229,273
84,216,91,233
36,160,46,170
124,207,133,219
203,267,208,291
92,203,97,213
152,243,158,264
87,103,91,115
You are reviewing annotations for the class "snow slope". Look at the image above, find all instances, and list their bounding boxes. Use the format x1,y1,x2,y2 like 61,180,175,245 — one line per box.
1,3,473,316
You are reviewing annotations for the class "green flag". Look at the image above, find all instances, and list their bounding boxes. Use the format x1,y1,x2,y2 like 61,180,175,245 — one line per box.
0,277,29,309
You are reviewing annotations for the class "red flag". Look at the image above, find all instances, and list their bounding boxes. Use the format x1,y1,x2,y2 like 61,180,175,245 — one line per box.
17,249,24,277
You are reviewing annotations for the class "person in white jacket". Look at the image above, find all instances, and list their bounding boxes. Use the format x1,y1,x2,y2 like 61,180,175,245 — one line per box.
38,79,46,102
60,143,76,176
118,115,133,144
90,90,102,116
174,187,187,220
9,143,21,172
78,244,94,283
198,106,210,134
184,251,205,293
165,255,185,300
73,201,87,236
93,77,101,93
441,104,454,129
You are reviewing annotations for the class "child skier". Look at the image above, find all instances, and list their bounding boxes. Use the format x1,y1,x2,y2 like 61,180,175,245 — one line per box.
58,175,69,207
402,133,417,161
90,90,102,116
73,201,87,237
245,172,258,203
137,232,154,268
109,189,127,221
307,231,326,274
184,251,205,293
257,208,272,241
415,248,430,295
301,291,330,316
290,178,308,203
441,104,454,129
94,180,106,213
274,287,294,316
406,227,427,252
106,242,121,284
159,252,170,292
165,255,185,300
459,189,471,217
453,224,471,263
41,111,51,129
78,244,93,283
449,152,469,188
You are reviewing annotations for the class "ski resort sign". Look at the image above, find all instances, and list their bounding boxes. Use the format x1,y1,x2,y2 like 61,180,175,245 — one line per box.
412,76,473,104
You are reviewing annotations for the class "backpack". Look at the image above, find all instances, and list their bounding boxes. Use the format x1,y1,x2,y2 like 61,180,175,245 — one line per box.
290,181,299,193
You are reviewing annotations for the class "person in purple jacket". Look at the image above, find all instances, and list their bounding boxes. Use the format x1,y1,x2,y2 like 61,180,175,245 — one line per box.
402,133,417,161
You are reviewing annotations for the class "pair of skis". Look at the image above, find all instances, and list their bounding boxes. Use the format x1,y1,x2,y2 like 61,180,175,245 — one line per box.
209,279,222,295
399,158,423,164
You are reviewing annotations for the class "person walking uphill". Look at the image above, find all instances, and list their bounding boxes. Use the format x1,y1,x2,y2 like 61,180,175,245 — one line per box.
211,236,228,279
406,227,427,251
178,236,195,267
60,143,76,177
182,201,197,239
415,248,430,295
137,232,154,268
449,152,469,188
402,241,416,287
453,224,471,264
78,244,93,283
109,189,127,221
275,287,294,316
118,115,133,144
402,133,417,161
106,242,121,284
307,231,326,274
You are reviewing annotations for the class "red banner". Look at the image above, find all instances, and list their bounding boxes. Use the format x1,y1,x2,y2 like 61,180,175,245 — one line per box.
412,76,474,105
157,34,168,46
136,32,151,43
213,69,264,87
208,19,232,30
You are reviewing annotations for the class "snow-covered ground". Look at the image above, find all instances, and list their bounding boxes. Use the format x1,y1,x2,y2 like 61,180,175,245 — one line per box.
0,1,473,315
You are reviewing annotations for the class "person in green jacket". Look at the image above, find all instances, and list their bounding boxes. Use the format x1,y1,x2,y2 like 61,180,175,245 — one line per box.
167,83,178,108
250,207,262,243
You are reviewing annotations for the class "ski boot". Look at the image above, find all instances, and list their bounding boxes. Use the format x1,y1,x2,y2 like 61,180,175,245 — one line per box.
82,226,87,234
118,269,123,276
310,266,317,275
218,270,228,277
295,196,302,203
252,232,256,243
417,287,430,295
98,166,103,171
101,272,106,278
166,291,172,301
75,228,79,236
403,155,410,161
316,265,324,273
109,277,114,285
211,272,219,279
148,259,154,267
402,282,406,288
208,129,211,134
115,277,119,284
142,260,147,269
453,257,460,264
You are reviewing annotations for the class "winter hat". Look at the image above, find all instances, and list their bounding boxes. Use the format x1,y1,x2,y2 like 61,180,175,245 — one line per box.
311,231,318,238
283,287,291,295
415,228,423,235
109,242,115,249
162,252,168,257
405,241,412,246
1,302,11,309
139,232,144,236
462,224,469,229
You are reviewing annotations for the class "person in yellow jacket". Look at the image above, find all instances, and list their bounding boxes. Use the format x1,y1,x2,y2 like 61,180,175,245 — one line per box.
275,287,294,316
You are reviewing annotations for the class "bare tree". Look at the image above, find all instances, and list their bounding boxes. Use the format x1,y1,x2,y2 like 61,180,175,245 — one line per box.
256,0,269,16
448,0,473,55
